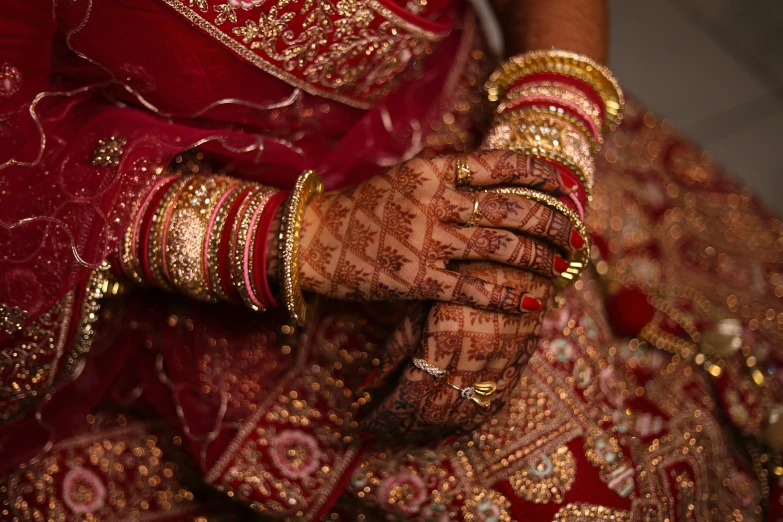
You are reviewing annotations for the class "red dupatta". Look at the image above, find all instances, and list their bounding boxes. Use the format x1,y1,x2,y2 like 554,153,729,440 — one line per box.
0,0,475,473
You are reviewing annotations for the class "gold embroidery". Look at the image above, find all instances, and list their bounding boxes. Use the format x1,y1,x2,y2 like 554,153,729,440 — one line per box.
161,0,450,108
91,136,127,167
510,446,576,504
552,503,631,522
2,418,199,521
461,488,512,522
0,64,22,97
0,303,29,335
0,294,73,422
64,262,112,376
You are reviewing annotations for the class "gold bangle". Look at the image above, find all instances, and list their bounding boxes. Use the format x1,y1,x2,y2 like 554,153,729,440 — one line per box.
483,108,596,194
486,50,625,132
501,81,603,137
232,187,277,311
164,175,240,302
148,177,190,292
498,99,601,152
279,170,324,326
484,187,590,290
206,182,253,302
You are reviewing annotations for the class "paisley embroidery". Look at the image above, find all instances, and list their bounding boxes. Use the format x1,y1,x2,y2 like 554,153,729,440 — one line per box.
161,0,450,108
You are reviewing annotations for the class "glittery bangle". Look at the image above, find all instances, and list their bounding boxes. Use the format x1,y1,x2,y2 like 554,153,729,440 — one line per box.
485,186,590,290
483,108,596,194
233,188,277,311
206,183,252,302
164,175,240,302
120,175,179,284
502,80,603,138
500,100,600,152
279,170,324,326
147,177,190,292
486,50,625,132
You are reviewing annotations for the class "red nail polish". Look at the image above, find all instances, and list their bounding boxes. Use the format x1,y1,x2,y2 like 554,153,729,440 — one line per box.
554,256,569,274
560,174,578,192
570,230,585,250
521,296,542,312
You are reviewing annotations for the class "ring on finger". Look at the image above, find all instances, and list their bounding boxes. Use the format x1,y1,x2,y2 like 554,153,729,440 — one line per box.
465,191,481,228
447,380,497,408
455,155,472,187
413,357,446,378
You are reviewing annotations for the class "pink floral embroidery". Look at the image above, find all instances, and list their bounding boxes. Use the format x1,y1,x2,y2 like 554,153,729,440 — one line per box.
228,0,263,8
268,430,321,479
378,471,426,514
62,467,107,514
0,64,22,97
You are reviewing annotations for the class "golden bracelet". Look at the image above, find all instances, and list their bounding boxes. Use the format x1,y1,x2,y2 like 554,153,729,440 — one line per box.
279,170,324,326
486,50,625,132
164,175,240,302
483,108,596,194
484,187,590,290
501,81,603,136
148,177,190,292
206,182,252,302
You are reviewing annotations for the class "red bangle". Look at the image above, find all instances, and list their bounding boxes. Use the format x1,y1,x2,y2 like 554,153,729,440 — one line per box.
511,72,606,124
252,190,289,308
217,186,254,303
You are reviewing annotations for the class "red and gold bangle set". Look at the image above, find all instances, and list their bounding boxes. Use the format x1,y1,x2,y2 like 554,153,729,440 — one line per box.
483,50,624,289
119,174,291,312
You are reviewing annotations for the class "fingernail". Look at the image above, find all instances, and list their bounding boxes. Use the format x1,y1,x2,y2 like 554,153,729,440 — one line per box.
560,174,578,192
521,296,542,312
570,230,585,250
554,256,569,274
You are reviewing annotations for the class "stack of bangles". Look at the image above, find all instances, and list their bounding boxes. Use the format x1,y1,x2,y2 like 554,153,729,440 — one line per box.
116,168,322,327
482,49,624,289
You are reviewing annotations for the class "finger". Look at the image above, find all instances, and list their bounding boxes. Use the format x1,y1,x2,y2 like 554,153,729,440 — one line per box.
440,225,569,279
369,301,429,388
443,189,584,254
460,150,579,195
411,266,543,314
359,366,430,434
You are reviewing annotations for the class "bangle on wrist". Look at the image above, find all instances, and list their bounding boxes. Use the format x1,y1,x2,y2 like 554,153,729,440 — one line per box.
279,170,324,327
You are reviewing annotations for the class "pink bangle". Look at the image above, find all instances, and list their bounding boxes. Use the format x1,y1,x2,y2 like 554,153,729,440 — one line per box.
243,191,276,311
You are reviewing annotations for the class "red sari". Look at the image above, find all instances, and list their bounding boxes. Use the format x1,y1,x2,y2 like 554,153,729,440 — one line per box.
1,1,781,521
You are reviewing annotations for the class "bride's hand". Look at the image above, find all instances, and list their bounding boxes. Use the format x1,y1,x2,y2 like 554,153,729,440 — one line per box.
361,262,552,435
297,150,584,313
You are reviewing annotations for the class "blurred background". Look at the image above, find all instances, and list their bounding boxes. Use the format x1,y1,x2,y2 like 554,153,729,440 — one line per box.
608,0,783,211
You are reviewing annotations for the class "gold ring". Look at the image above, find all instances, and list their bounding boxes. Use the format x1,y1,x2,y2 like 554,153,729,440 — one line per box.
447,380,497,408
484,187,590,290
412,357,447,378
455,155,472,187
465,191,481,228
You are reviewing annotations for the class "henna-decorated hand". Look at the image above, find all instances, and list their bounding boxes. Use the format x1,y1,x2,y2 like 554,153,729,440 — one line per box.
298,150,583,313
361,262,552,436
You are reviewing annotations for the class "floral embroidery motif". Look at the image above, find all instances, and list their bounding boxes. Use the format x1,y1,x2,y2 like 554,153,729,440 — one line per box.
163,0,449,108
268,430,322,479
510,446,576,504
62,467,107,514
0,303,29,335
91,136,127,167
377,471,427,514
461,488,512,522
0,64,22,97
